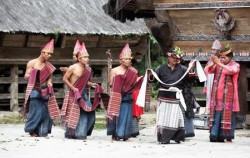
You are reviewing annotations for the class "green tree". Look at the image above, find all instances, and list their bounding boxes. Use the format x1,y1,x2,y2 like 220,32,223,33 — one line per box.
133,34,166,99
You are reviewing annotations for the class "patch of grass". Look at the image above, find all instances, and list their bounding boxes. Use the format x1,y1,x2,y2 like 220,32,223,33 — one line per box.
94,114,106,130
246,124,250,130
0,112,24,124
94,121,106,130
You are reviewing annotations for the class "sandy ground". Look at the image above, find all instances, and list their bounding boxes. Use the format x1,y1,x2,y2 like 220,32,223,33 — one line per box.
1,121,250,158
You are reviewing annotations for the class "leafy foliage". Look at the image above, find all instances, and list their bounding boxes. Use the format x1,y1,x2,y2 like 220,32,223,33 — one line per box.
133,34,166,99
173,46,186,57
226,43,231,50
54,28,61,43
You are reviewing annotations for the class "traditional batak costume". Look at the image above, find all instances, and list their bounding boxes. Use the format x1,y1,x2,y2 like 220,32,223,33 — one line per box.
107,43,144,141
137,46,206,144
208,48,240,142
61,43,103,139
22,39,60,137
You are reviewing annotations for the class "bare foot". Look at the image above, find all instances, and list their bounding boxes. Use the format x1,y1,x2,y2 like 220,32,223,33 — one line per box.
112,136,120,141
225,140,232,143
30,132,37,137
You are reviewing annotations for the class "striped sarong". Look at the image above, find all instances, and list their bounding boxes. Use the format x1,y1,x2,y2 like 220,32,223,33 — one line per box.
156,98,185,143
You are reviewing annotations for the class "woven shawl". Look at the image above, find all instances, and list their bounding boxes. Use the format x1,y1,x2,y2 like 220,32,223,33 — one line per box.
80,84,104,112
61,67,92,129
208,61,240,112
107,67,143,119
208,61,240,135
23,62,59,118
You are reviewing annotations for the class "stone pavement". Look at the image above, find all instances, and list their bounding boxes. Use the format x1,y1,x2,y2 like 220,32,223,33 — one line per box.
0,123,250,158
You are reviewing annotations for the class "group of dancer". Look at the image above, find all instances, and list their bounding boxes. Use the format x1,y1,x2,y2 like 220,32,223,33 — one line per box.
20,38,240,144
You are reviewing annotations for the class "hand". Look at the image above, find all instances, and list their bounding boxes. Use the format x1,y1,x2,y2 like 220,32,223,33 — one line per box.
60,67,68,73
91,83,97,88
211,55,220,64
188,60,195,68
136,76,143,81
47,82,53,87
203,87,207,94
72,87,79,93
147,69,152,75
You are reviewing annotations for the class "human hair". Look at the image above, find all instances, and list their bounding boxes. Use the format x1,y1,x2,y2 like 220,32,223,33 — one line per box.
220,48,233,58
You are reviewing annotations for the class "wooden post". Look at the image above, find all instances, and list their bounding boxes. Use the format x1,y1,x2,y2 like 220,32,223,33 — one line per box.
238,63,247,115
10,65,19,111
101,66,108,93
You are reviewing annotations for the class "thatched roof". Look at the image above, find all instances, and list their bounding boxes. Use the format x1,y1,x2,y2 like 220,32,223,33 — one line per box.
0,0,149,35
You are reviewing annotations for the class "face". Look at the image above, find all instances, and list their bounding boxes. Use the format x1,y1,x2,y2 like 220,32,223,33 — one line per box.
120,58,131,67
168,55,180,66
42,52,52,60
78,56,89,65
219,55,231,65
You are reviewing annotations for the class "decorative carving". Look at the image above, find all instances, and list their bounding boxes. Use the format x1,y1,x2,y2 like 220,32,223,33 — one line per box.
171,35,250,41
213,9,235,37
183,53,250,62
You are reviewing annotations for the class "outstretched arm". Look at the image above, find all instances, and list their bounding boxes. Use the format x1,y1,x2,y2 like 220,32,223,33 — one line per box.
60,67,68,73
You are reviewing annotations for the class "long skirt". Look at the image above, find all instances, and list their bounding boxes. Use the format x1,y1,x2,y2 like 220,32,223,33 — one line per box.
65,108,95,140
107,93,133,140
130,116,140,137
24,90,52,137
65,89,96,140
185,116,195,137
156,98,185,143
210,111,236,142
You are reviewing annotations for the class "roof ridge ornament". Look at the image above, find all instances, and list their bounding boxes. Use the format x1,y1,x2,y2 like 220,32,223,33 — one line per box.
213,8,235,40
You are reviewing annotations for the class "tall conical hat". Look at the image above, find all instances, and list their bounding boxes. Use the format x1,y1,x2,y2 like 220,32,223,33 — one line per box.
41,39,54,54
73,40,81,56
77,42,89,58
119,43,132,59
211,39,222,50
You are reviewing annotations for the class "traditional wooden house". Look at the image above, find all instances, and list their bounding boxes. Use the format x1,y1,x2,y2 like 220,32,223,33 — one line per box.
104,0,250,118
0,0,150,111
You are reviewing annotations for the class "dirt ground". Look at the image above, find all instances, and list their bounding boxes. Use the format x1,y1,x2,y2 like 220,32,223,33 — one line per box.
1,113,250,158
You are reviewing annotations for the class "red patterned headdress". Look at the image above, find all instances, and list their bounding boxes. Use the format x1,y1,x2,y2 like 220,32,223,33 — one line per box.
119,43,132,59
41,39,54,54
73,40,81,56
77,42,89,58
